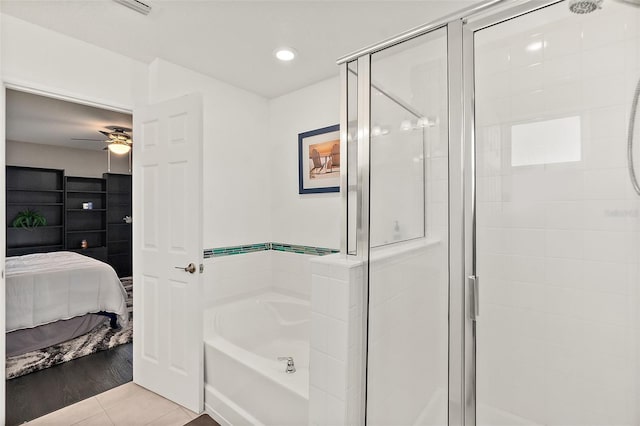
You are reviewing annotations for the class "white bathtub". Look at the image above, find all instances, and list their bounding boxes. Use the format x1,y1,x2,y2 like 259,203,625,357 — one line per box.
203,291,310,425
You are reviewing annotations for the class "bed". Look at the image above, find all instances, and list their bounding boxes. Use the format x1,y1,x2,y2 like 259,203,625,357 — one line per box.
6,251,128,356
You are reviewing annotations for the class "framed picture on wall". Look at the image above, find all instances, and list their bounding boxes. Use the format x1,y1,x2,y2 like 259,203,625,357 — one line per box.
298,124,340,194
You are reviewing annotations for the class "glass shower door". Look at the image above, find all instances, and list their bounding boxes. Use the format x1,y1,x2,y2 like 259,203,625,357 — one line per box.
473,1,640,424
366,27,450,426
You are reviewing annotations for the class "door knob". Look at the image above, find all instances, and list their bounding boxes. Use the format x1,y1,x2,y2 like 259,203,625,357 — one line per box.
175,263,196,274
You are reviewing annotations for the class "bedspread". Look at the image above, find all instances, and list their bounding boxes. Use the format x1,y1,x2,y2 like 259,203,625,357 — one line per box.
6,251,128,332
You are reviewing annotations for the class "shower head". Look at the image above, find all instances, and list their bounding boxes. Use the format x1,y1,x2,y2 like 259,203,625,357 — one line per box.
569,0,603,13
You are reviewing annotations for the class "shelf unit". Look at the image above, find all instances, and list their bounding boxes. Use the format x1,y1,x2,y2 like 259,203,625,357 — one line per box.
6,166,65,257
6,167,132,276
105,173,132,277
64,176,107,261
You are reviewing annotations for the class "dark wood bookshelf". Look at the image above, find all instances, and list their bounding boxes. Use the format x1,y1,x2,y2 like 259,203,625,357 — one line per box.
6,166,65,255
105,173,132,277
5,167,132,276
64,176,107,259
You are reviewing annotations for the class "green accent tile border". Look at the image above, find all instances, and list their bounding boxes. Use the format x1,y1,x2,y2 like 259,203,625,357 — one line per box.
203,243,269,258
203,242,339,259
270,242,339,256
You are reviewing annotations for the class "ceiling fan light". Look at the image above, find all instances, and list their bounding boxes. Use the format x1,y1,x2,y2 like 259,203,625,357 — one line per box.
108,142,131,155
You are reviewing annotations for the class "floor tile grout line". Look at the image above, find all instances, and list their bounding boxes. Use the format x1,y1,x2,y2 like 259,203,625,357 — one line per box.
97,382,145,412
69,405,113,426
93,395,115,426
94,381,155,426
143,406,185,426
94,395,106,411
38,397,106,426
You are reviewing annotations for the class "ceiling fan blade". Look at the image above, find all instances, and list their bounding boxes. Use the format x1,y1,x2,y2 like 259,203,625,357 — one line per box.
99,130,111,137
71,138,106,142
105,125,132,132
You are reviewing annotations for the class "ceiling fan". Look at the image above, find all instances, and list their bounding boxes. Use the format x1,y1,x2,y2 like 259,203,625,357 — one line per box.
71,126,133,155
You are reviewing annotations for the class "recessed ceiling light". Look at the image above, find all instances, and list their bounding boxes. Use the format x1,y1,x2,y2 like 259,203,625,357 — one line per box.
274,47,297,62
526,41,545,52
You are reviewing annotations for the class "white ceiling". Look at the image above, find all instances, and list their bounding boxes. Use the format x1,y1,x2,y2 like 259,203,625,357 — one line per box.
0,0,474,99
6,89,133,151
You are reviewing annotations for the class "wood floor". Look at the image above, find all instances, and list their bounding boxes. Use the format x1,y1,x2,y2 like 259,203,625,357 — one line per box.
6,343,133,426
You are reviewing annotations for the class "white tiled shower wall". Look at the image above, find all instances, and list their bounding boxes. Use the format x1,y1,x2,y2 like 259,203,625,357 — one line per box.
203,250,314,306
475,3,640,425
367,240,448,426
308,254,364,426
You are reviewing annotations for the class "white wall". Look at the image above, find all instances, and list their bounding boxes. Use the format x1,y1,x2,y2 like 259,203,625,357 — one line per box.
147,64,342,252
203,251,272,306
1,14,147,110
148,59,271,249
268,77,341,250
6,140,130,177
272,250,313,298
203,250,314,308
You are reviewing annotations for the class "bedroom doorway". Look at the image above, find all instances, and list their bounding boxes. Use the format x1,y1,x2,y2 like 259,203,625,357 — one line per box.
4,87,135,425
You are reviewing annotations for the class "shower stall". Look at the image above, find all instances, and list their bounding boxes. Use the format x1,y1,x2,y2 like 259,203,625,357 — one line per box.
339,0,640,424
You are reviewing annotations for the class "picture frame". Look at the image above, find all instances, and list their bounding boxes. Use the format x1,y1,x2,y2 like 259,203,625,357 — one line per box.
298,124,340,194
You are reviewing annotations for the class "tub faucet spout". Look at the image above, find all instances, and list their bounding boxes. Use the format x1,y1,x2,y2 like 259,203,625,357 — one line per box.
277,357,296,374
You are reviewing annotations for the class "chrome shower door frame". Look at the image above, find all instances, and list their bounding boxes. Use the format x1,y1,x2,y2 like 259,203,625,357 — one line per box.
338,0,577,424
340,19,476,426
461,1,566,425
448,17,475,426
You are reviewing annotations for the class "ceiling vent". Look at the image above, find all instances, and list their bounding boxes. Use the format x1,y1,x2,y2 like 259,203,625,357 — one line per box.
113,0,151,15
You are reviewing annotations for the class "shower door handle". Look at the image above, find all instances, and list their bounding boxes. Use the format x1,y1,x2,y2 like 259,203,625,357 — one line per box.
175,263,196,274
469,275,479,321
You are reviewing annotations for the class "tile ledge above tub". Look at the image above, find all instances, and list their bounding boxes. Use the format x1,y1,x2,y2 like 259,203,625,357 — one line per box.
203,242,339,259
310,252,364,268
369,237,442,262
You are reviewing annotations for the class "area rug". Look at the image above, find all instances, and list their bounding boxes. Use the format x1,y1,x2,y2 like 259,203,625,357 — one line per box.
6,277,133,380
185,415,222,426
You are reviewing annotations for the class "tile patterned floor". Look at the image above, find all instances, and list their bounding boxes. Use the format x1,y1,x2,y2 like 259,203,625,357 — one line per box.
25,382,199,425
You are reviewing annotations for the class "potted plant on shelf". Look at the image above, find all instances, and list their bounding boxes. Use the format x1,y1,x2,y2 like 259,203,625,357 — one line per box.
12,209,47,231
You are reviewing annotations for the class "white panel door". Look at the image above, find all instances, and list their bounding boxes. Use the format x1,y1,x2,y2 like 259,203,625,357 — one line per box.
133,93,203,413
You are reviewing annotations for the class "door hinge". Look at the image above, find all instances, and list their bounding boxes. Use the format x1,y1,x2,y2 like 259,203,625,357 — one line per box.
199,263,204,274
469,275,479,321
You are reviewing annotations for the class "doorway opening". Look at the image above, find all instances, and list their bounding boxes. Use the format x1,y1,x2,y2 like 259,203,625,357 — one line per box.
4,87,134,425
